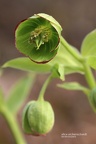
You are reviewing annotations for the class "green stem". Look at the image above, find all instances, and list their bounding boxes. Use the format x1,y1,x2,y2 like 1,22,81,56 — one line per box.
61,36,83,62
38,75,52,101
61,36,96,89
82,61,96,89
0,89,4,111
1,105,26,144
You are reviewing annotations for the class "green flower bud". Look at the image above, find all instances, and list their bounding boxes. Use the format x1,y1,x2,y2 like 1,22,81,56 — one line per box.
15,13,62,63
90,88,96,109
22,100,54,136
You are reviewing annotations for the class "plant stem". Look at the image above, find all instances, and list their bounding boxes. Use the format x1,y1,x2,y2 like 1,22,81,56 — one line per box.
1,105,26,144
82,61,96,89
38,75,52,101
61,36,83,62
61,36,96,89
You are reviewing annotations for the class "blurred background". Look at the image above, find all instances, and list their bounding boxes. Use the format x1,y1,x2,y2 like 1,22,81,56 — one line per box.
0,0,96,143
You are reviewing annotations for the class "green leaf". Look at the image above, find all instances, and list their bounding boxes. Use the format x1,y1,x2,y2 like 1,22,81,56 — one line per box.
6,74,36,114
64,65,84,75
87,56,96,70
2,41,84,75
58,82,89,92
81,29,96,57
2,53,84,76
2,57,51,73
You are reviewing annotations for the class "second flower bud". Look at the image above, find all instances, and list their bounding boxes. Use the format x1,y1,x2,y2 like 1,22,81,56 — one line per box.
22,99,55,136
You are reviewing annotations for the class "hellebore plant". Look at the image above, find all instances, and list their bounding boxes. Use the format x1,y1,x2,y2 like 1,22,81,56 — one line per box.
0,13,96,144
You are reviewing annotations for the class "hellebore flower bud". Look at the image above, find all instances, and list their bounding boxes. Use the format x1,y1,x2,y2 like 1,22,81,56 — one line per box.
22,100,55,136
15,13,62,63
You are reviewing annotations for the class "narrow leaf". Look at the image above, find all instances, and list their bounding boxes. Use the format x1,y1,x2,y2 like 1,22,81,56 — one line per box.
2,57,51,73
64,65,84,75
58,82,89,92
6,74,36,114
